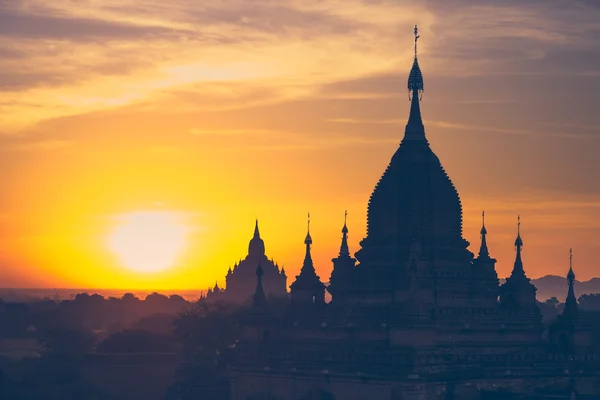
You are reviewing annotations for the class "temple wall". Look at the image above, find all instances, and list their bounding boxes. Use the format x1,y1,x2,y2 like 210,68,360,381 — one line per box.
231,372,394,400
231,371,600,400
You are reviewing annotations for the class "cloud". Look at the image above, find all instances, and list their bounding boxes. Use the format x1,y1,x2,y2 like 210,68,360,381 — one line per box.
0,9,186,40
0,72,70,91
189,128,278,136
0,138,74,152
0,0,599,139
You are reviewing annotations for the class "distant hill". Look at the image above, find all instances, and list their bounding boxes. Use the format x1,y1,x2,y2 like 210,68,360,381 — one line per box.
501,276,600,301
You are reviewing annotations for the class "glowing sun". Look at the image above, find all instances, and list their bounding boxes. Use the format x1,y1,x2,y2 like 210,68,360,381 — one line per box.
107,211,190,273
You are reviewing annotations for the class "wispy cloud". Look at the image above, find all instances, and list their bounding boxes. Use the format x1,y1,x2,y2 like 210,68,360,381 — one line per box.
1,0,599,133
0,138,74,152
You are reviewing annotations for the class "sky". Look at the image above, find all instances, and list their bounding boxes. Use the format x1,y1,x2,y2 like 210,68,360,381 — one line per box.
0,0,599,290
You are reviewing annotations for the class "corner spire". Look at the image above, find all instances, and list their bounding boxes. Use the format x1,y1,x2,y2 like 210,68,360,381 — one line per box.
299,213,317,277
303,213,313,267
564,248,578,318
290,213,325,304
478,210,490,258
339,210,350,257
510,215,526,279
405,24,425,141
253,260,266,305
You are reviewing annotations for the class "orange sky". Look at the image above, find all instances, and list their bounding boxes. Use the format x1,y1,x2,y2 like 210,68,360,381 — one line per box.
1,0,600,290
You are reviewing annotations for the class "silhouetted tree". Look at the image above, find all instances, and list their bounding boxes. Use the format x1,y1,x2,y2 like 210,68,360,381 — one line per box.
0,302,30,337
165,300,245,400
7,355,108,399
132,312,177,335
38,328,95,356
537,298,560,324
166,298,288,400
579,293,600,311
96,329,177,353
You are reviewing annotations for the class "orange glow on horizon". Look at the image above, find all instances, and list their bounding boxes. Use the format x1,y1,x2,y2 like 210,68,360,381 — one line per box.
1,1,599,290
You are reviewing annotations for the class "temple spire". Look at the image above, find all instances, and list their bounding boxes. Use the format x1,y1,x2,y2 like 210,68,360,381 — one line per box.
253,260,266,305
339,210,350,257
405,24,425,141
304,212,313,265
248,219,266,256
290,213,325,304
295,212,318,279
253,219,260,238
478,210,490,258
510,215,526,279
564,248,578,318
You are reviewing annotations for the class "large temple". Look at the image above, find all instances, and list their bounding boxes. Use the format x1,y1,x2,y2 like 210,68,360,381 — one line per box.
226,26,600,399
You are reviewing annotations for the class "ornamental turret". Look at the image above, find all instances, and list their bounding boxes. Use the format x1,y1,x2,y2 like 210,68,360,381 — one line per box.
478,211,490,259
549,249,593,352
500,216,538,307
290,214,326,305
471,211,499,306
328,211,357,302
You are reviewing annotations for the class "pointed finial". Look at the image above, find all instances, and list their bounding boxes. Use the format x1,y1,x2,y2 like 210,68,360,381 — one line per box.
570,247,573,267
407,24,424,112
414,24,420,58
515,215,523,248
568,248,575,281
305,212,313,245
254,219,260,238
481,210,487,235
342,210,349,234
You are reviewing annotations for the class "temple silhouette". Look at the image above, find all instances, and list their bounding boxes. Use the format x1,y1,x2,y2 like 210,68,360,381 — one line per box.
206,220,287,303
215,26,600,399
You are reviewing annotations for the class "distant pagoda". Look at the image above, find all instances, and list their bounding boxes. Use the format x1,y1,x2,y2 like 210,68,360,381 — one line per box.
206,220,287,304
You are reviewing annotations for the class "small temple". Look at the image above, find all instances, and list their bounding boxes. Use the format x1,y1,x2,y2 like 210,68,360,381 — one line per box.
289,213,326,305
206,220,287,304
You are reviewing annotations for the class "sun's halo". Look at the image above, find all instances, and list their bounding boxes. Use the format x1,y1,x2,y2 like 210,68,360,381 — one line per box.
107,211,190,273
